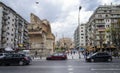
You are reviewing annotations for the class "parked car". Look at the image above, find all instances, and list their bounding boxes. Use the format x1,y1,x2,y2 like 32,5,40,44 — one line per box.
85,52,112,62
46,53,67,60
0,53,32,66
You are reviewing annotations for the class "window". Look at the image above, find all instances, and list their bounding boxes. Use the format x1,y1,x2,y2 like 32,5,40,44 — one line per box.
107,25,109,27
8,22,10,24
106,36,109,38
12,19,14,21
98,14,102,17
81,43,83,46
11,34,13,36
8,16,10,19
106,15,108,17
0,54,3,56
11,39,13,41
7,32,10,35
81,34,84,35
104,10,107,12
7,27,9,29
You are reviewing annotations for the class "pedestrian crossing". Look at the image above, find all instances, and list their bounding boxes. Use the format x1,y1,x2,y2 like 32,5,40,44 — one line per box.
33,52,85,61
67,52,84,59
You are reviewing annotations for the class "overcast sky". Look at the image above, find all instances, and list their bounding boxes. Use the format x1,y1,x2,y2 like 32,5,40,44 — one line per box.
1,0,119,40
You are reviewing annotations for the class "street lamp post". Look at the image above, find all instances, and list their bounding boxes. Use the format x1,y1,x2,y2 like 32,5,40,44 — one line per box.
78,6,82,59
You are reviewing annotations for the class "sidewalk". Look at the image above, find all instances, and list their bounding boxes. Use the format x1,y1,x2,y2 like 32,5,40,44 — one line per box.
32,57,46,61
32,52,85,61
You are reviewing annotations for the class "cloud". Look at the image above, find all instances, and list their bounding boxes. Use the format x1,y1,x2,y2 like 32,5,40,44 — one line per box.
80,0,100,11
1,0,120,40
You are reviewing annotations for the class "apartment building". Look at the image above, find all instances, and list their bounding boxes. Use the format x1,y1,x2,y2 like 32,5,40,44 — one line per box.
86,5,120,52
74,24,86,51
0,2,29,51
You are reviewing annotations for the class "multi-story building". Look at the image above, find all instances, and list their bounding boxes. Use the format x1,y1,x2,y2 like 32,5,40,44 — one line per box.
74,24,86,51
86,5,120,52
0,2,29,52
28,13,55,56
56,37,74,51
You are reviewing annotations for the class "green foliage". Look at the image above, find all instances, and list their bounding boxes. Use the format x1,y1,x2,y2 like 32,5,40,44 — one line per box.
110,20,120,49
55,48,65,53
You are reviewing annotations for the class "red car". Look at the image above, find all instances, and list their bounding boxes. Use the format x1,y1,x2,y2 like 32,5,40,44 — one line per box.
46,53,67,60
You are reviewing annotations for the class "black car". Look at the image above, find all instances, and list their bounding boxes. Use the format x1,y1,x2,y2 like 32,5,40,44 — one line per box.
0,53,32,66
86,52,112,62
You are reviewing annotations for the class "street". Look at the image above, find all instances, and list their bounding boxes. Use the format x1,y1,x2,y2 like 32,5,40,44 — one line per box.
0,58,120,73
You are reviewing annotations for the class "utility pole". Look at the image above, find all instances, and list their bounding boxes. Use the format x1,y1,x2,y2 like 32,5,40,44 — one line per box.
78,6,82,59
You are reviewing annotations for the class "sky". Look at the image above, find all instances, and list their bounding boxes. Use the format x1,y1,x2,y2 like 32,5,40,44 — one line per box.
0,0,120,40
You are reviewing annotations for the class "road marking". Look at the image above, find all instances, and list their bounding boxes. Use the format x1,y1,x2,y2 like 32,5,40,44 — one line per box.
68,68,74,71
68,65,72,67
69,72,73,73
91,68,120,71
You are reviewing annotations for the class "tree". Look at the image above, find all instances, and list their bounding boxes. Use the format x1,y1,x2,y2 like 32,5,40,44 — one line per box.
111,19,120,52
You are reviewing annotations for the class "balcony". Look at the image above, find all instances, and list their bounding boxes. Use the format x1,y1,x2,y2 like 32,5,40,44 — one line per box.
97,27,105,32
28,31,42,35
23,40,29,44
2,33,6,37
18,28,22,32
23,36,28,40
2,16,7,21
2,27,7,32
24,29,28,32
3,11,8,15
1,38,7,44
24,33,28,37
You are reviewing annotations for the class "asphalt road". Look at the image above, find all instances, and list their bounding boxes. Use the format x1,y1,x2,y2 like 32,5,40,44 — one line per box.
0,58,120,73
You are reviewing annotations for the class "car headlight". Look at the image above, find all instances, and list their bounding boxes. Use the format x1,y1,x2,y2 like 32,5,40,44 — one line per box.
87,56,90,59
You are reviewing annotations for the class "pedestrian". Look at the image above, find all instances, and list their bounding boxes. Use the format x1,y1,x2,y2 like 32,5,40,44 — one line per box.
71,51,72,55
73,51,75,54
34,51,38,58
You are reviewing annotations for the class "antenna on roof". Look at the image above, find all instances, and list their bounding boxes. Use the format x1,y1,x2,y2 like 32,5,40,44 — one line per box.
111,2,112,5
36,2,39,4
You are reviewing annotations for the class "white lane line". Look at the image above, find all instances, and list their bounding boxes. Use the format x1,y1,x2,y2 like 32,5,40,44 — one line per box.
68,68,74,71
67,65,74,73
91,68,120,71
68,65,72,68
69,72,73,73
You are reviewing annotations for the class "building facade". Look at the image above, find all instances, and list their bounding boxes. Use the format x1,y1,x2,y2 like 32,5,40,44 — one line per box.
0,2,29,51
86,5,120,52
74,24,86,51
28,13,55,56
56,37,74,51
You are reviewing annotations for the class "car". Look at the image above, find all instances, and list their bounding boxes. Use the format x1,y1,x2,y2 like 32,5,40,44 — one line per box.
46,53,67,60
85,52,112,62
0,53,32,66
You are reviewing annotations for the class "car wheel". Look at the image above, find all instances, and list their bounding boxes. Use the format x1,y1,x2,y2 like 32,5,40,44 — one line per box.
108,58,112,62
1,62,5,66
26,63,30,65
91,59,94,62
19,61,24,66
